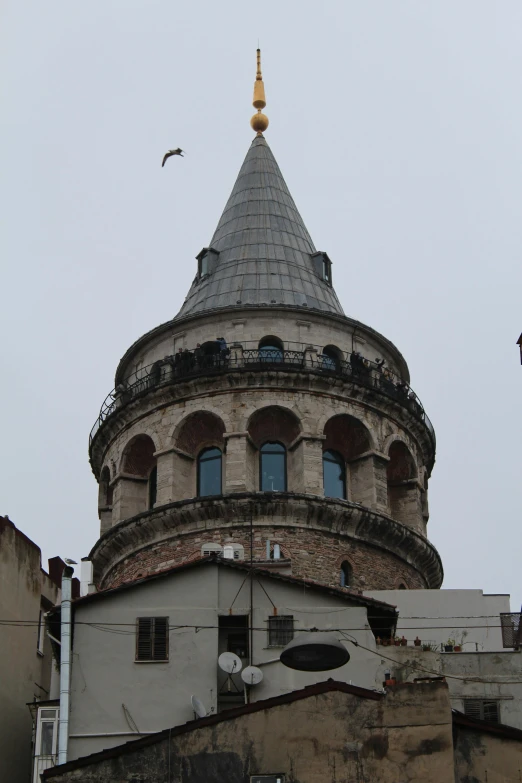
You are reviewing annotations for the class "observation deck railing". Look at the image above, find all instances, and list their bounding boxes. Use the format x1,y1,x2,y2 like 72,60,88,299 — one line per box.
89,342,435,449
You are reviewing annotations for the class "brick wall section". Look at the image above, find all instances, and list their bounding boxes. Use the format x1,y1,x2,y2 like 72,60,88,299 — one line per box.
101,525,426,591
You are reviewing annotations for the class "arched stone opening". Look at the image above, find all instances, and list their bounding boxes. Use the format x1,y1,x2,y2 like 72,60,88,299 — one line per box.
112,434,157,523
323,415,379,506
340,560,353,588
321,344,344,372
175,411,226,457
98,465,113,534
169,412,226,501
387,441,422,530
248,406,302,492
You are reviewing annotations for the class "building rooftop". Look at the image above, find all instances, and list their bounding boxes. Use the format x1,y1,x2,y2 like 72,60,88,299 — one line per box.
175,135,344,318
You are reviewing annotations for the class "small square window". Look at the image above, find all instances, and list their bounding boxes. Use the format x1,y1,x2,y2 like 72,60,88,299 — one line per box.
136,617,169,661
268,616,294,647
464,699,500,723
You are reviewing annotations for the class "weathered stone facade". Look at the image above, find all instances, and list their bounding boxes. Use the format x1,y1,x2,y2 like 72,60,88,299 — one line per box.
43,681,457,783
87,134,441,592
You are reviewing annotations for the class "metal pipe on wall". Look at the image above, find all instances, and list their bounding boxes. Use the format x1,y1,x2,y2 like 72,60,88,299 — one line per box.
58,566,73,765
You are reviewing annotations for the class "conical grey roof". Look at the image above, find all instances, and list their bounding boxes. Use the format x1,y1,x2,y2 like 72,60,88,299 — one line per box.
175,135,344,318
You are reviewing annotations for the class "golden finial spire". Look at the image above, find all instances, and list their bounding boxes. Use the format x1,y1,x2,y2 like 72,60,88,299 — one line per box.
250,48,269,135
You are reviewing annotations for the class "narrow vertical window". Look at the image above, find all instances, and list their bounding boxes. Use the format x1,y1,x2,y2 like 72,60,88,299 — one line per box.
323,450,346,499
323,257,330,282
136,617,169,661
148,465,157,509
340,561,352,588
260,442,286,492
197,447,222,497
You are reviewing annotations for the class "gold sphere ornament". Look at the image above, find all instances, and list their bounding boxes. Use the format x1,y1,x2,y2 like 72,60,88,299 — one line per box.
251,111,269,134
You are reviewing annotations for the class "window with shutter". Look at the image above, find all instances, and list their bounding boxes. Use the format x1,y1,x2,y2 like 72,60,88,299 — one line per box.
268,616,294,647
463,700,500,723
136,617,169,661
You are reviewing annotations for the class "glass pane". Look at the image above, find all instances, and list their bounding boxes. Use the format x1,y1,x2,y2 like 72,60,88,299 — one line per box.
321,353,336,371
40,710,57,719
261,450,286,491
259,345,283,362
323,451,345,499
40,722,55,755
198,451,222,496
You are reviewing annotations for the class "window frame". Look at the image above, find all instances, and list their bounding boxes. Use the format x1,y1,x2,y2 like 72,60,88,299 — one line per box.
323,449,346,499
197,446,223,497
340,560,352,588
463,699,500,723
268,615,294,647
135,616,169,663
259,441,287,492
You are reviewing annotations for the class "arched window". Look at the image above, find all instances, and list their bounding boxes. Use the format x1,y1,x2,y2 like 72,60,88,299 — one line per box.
340,561,352,588
148,466,157,509
258,336,283,363
398,583,407,590
323,450,346,499
197,447,222,497
260,442,286,492
99,466,113,507
321,345,343,372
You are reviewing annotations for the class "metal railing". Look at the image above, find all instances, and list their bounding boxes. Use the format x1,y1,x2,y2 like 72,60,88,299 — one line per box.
500,613,521,649
89,343,435,448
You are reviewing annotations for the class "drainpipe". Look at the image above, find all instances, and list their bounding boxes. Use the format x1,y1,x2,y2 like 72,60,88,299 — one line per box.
58,566,73,765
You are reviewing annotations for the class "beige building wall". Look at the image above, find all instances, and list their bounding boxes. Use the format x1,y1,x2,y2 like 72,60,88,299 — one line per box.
46,683,457,783
0,516,60,783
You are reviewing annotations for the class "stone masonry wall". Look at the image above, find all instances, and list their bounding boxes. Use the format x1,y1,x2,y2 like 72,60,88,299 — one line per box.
101,524,427,592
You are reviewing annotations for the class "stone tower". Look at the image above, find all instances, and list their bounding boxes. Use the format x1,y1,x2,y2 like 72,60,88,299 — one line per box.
88,53,442,593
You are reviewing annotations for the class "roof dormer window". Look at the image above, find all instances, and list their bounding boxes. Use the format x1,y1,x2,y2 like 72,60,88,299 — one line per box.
323,257,330,282
311,251,333,287
196,247,219,280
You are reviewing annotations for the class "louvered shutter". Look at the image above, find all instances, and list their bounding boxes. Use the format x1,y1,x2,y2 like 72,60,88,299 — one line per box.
136,618,153,661
464,700,499,723
136,617,169,661
153,617,169,660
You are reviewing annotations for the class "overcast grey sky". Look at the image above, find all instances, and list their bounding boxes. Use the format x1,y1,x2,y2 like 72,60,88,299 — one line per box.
2,2,521,610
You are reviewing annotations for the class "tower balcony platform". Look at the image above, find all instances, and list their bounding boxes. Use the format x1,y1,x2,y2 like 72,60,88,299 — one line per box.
89,341,435,460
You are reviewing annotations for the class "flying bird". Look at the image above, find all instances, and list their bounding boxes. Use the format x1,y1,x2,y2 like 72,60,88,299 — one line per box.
162,148,184,167
64,558,77,565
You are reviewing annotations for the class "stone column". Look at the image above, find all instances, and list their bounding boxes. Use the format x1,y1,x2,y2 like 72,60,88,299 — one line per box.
229,343,244,369
349,451,389,513
111,475,148,524
289,434,325,495
154,447,195,505
388,479,424,533
303,345,319,369
224,432,255,493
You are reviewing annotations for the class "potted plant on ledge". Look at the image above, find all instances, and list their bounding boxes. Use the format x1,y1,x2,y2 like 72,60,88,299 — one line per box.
444,638,455,652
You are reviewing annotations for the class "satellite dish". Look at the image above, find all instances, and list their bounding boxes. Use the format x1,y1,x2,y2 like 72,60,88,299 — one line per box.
241,665,264,686
191,694,207,719
218,652,243,674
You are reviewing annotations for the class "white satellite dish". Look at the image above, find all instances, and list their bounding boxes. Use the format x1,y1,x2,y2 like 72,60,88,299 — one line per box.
191,694,207,719
218,652,243,674
241,665,264,686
